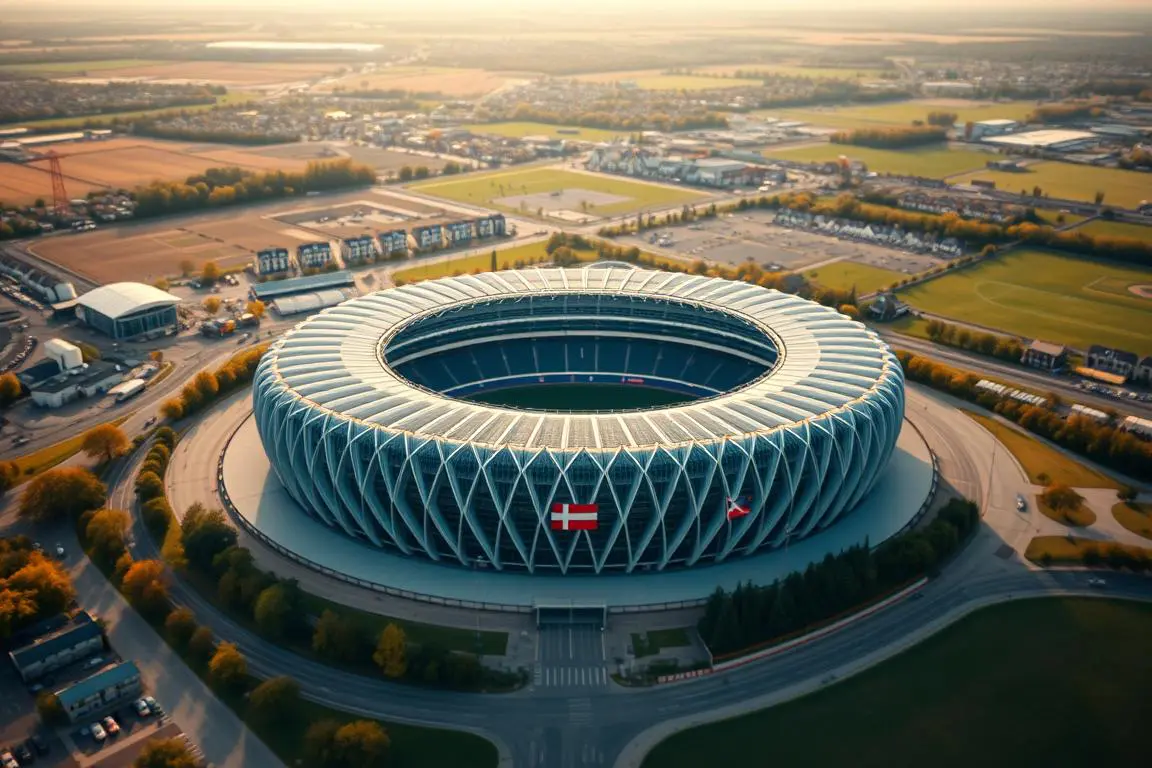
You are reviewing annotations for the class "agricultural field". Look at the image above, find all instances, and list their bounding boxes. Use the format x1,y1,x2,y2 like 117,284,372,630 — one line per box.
768,143,992,179
248,142,452,174
757,99,1037,131
0,59,344,85
951,162,1151,210
644,598,1152,768
10,90,259,129
1074,219,1152,243
695,63,890,80
0,58,163,74
575,69,764,90
410,167,708,218
0,138,309,205
898,248,1152,354
803,260,904,295
462,122,625,142
315,66,518,97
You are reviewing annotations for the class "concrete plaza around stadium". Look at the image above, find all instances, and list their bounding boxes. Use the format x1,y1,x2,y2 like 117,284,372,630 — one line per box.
218,409,933,610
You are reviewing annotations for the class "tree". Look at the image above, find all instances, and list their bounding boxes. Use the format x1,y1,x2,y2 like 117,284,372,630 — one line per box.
36,691,67,726
203,297,222,315
248,676,300,724
179,259,195,277
153,278,171,291
246,300,265,318
253,581,299,639
208,641,247,690
164,607,197,647
313,609,363,662
1041,484,1084,514
1117,485,1138,503
188,626,216,661
135,470,164,501
121,559,170,616
838,304,860,319
373,623,408,678
180,503,237,571
303,720,342,765
333,721,390,767
84,508,131,563
397,166,414,182
0,372,21,407
134,737,199,768
0,460,18,496
18,467,106,522
200,261,220,286
5,554,75,617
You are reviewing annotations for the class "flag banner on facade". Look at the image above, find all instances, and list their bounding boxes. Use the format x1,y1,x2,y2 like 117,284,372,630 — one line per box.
726,495,753,520
551,503,599,530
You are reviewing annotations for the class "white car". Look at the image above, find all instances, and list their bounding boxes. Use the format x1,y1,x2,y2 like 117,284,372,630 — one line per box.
134,698,151,717
91,722,106,741
1015,495,1027,512
1088,577,1107,588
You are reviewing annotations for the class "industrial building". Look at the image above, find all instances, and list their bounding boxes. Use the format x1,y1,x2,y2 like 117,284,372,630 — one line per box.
965,119,1020,142
76,282,181,339
55,661,143,723
983,129,1100,152
8,612,103,683
0,254,77,307
254,247,291,276
249,270,355,303
14,338,125,408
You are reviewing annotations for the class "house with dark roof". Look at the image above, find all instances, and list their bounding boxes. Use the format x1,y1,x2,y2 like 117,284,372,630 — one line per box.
8,612,103,682
1135,356,1152,386
1086,345,1139,380
55,661,142,722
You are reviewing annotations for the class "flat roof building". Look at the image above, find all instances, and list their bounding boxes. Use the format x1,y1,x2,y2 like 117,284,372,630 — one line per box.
8,612,103,683
250,270,354,301
983,129,1099,152
55,661,142,723
76,282,181,340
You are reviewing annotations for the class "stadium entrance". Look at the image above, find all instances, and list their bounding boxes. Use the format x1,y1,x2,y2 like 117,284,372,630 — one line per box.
535,602,608,629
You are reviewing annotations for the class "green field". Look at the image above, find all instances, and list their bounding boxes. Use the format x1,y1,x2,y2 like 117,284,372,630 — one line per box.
757,99,1036,131
462,122,625,141
644,598,1152,768
803,260,904,294
952,162,1151,209
898,248,1152,353
704,64,889,81
965,412,1119,489
410,167,707,216
9,90,259,129
769,143,992,179
0,58,162,74
577,72,764,90
1075,219,1152,243
468,384,693,411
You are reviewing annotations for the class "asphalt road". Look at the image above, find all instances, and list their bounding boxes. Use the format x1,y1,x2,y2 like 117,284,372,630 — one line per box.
98,382,1151,768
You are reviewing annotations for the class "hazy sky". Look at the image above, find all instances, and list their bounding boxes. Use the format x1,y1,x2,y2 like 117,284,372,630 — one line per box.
4,0,1151,9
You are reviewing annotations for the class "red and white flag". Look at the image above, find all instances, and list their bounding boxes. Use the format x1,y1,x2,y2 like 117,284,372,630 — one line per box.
726,496,752,521
551,503,598,531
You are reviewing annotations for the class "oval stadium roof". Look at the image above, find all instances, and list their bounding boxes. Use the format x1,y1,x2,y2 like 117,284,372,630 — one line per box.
260,267,902,451
76,282,181,320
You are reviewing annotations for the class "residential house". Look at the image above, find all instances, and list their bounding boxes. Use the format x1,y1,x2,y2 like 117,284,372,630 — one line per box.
1086,345,1139,380
1021,340,1067,372
1134,355,1152,386
55,661,143,723
8,612,103,682
254,247,290,276
297,242,334,270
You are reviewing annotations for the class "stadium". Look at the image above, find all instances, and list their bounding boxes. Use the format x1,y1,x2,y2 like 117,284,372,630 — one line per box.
251,266,905,575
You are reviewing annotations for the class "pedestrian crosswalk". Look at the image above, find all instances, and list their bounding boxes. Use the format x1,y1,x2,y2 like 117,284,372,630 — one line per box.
533,665,610,688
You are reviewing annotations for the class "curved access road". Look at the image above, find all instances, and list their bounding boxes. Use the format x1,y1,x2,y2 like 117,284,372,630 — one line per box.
105,384,1152,768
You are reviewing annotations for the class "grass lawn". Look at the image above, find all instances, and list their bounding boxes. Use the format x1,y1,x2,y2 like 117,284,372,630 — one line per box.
631,627,693,658
1075,219,1152,243
1035,493,1097,527
392,241,686,284
898,248,1152,354
1112,501,1152,541
410,167,706,216
804,260,905,294
964,412,1119,489
8,90,259,129
768,143,991,179
643,598,1152,768
1035,209,1086,227
755,99,1037,131
10,416,128,483
952,162,1151,209
0,58,162,74
1024,535,1152,565
462,122,625,142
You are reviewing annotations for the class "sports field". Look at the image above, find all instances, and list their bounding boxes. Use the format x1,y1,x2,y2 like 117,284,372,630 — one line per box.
1075,219,1152,243
770,143,991,179
468,384,693,411
409,168,707,217
952,162,1150,209
899,248,1152,353
462,122,625,142
803,260,903,294
757,99,1036,131
643,598,1152,768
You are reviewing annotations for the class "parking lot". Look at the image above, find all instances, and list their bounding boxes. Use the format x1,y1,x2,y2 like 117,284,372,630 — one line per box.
618,208,947,275
66,695,171,761
0,632,77,768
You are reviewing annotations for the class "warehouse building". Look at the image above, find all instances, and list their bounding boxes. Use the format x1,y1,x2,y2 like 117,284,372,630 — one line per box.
249,270,355,302
983,129,1100,152
76,282,181,340
8,612,103,683
55,661,142,723
965,119,1020,141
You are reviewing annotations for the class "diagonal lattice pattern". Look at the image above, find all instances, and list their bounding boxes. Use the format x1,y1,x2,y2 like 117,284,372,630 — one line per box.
253,267,904,574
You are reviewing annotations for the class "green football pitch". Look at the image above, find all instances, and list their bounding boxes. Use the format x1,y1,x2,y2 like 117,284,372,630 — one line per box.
898,248,1152,354
466,384,693,411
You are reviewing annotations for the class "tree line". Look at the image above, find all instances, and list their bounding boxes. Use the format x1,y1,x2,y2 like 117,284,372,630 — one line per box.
699,497,979,657
0,535,76,639
923,318,1025,363
133,159,376,219
161,344,266,421
830,126,949,149
897,351,1152,478
1026,103,1105,123
481,104,730,133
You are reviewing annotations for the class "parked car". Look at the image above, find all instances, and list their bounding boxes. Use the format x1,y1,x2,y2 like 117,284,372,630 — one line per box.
102,716,120,736
84,656,105,670
134,699,151,717
0,750,17,768
1088,577,1107,588
143,696,160,714
15,743,33,764
90,723,106,742
54,544,65,558
29,735,48,756
1015,495,1027,511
